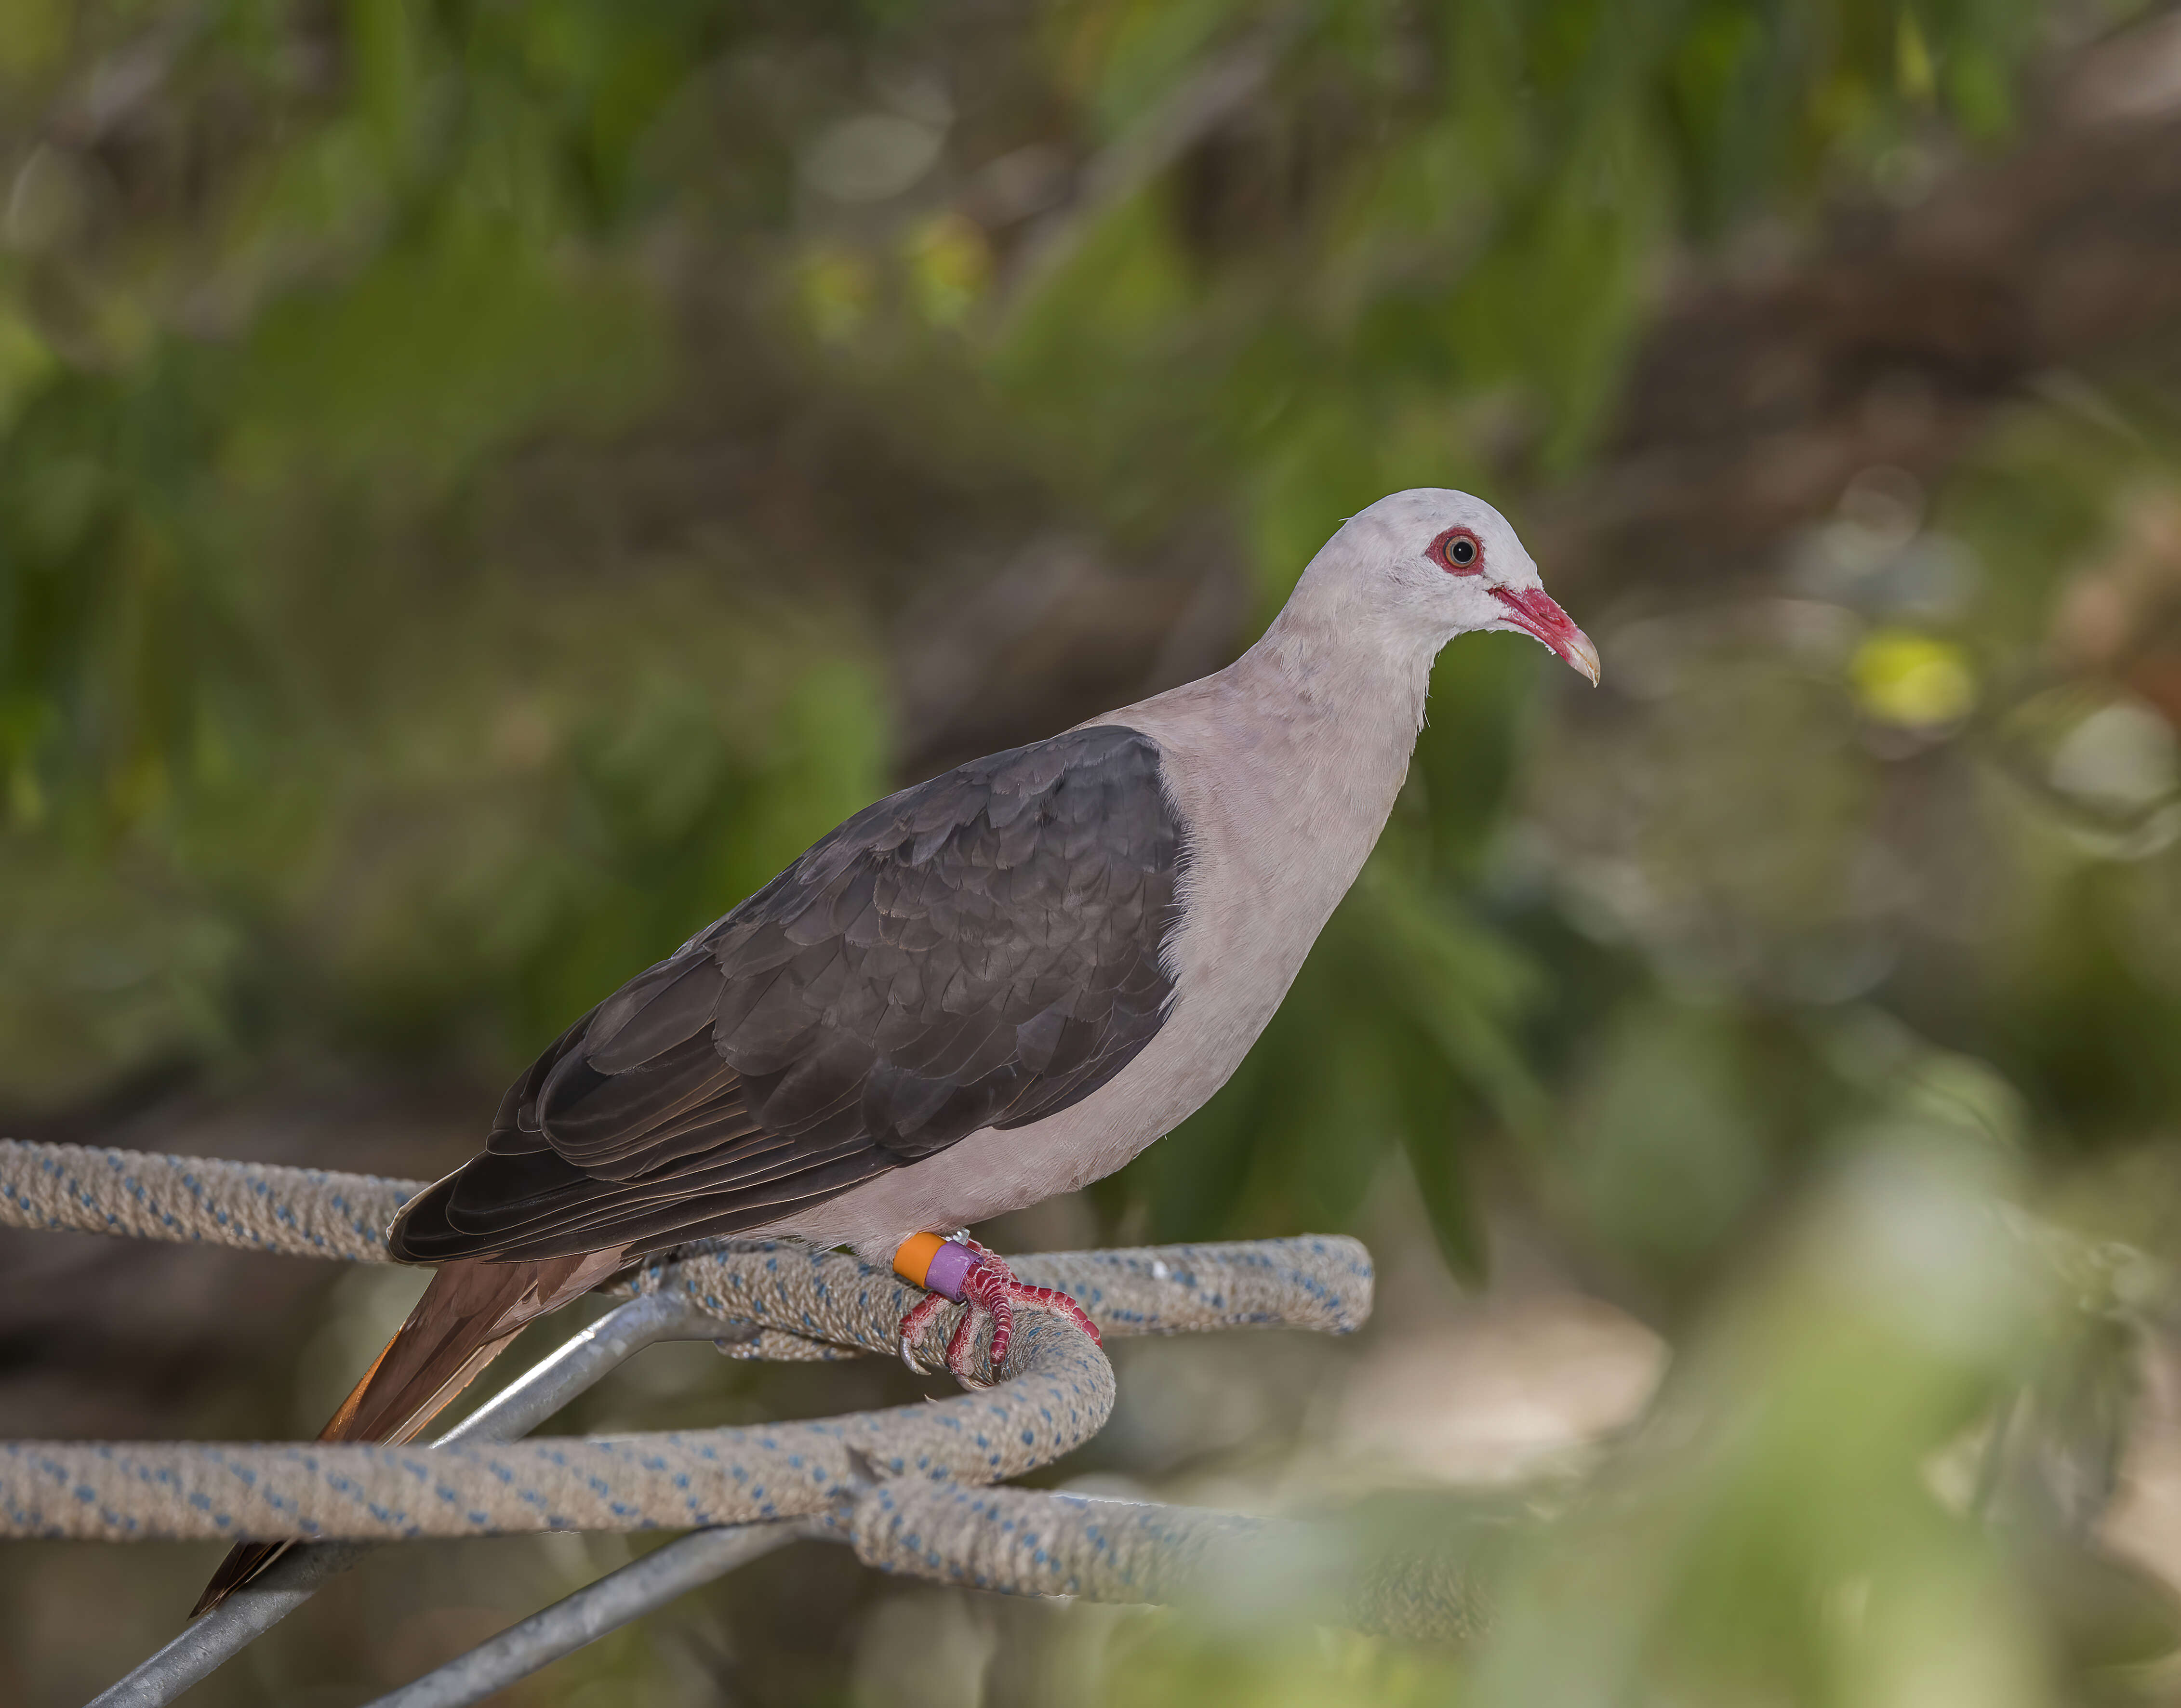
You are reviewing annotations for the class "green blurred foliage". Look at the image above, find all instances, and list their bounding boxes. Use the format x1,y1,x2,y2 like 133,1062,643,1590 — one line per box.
13,1,2181,1705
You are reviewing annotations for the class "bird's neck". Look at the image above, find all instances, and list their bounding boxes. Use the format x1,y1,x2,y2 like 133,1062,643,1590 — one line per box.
1160,599,1437,887
1232,596,1436,772
1100,592,1441,870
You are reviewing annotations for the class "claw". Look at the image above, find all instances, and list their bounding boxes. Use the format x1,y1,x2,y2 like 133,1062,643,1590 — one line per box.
897,1290,952,1375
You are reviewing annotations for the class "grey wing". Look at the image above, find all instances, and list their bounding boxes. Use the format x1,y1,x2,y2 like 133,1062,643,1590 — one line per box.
388,725,1185,1263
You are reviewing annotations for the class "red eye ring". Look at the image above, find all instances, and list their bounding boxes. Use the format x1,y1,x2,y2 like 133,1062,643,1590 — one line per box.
1432,526,1484,575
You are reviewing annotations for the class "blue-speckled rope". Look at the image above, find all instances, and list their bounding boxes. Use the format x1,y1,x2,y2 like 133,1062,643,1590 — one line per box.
0,1306,1112,1543
0,1138,411,1262
0,1138,1373,1359
0,1139,1374,1551
853,1483,1490,1642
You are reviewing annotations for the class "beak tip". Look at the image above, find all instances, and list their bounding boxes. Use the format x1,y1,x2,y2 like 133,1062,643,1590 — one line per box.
1492,585,1600,684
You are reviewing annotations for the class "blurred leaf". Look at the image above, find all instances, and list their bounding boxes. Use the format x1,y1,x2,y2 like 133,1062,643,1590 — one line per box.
1554,1000,1778,1295
227,226,666,487
1392,1033,1489,1284
1850,628,1977,728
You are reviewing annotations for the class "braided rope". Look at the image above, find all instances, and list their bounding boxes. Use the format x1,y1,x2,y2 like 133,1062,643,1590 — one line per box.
0,1139,411,1262
0,1137,1484,1653
853,1483,1492,1642
0,1139,1371,1553
0,1306,1110,1543
637,1233,1374,1364
0,1139,1372,1363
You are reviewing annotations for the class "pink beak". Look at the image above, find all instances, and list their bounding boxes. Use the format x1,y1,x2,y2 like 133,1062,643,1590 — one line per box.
1489,586,1600,685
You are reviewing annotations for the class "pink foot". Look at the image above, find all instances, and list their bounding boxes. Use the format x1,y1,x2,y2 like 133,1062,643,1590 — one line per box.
897,1235,1101,1388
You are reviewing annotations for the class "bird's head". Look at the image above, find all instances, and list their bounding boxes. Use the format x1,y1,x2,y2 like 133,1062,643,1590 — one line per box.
1289,488,1600,685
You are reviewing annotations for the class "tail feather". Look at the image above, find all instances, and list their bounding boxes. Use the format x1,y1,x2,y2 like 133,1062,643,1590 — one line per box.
189,1249,624,1618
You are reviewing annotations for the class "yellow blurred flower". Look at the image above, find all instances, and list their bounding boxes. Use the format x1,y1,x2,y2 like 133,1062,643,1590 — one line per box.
1850,629,1977,728
906,212,991,327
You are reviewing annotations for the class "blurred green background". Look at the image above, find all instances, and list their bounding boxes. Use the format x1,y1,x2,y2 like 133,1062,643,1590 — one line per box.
9,0,2181,1702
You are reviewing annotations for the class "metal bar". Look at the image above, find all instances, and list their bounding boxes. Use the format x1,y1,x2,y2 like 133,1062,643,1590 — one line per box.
360,1521,822,1708
435,1295,745,1447
87,1293,744,1708
81,1539,377,1708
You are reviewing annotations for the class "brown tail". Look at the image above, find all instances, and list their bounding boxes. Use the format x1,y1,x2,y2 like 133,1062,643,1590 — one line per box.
189,1249,625,1618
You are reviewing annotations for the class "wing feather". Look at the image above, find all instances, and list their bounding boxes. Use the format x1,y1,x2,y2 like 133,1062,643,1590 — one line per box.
389,725,1184,1263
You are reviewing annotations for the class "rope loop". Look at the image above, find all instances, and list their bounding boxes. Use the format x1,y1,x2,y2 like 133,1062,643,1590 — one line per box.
0,1138,1373,1549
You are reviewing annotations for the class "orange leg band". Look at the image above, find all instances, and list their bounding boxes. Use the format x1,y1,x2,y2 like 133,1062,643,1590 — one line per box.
892,1231,947,1289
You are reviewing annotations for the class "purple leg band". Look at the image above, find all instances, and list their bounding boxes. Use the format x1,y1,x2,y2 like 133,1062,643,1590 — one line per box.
922,1239,982,1302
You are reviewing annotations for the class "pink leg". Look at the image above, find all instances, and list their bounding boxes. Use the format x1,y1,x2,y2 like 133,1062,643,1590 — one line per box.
897,1237,1102,1387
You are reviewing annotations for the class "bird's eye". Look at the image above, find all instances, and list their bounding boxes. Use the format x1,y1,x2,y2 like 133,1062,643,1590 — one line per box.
1433,528,1483,574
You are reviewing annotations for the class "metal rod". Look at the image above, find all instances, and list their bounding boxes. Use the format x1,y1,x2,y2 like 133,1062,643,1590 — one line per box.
360,1521,822,1708
87,1292,745,1708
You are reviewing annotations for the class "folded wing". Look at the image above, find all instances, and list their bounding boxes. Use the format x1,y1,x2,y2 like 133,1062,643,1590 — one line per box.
389,725,1184,1262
